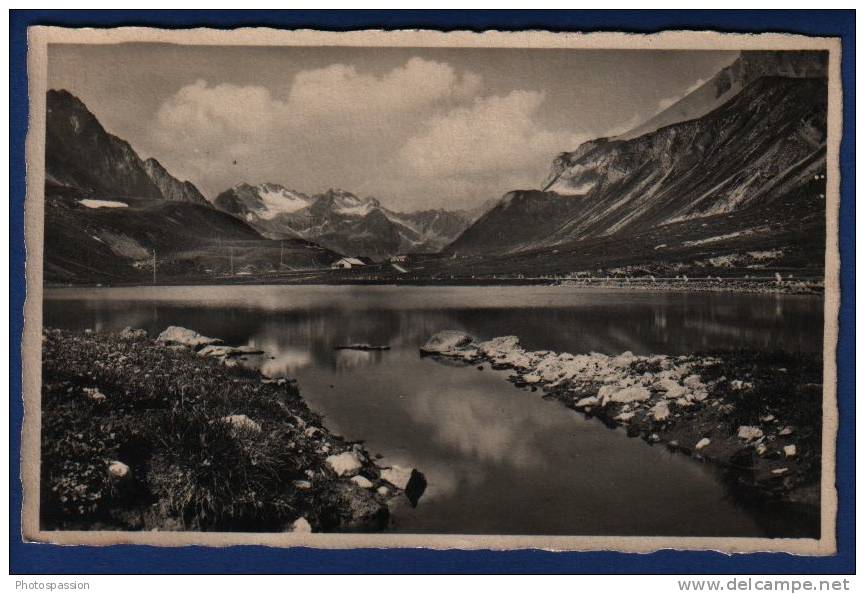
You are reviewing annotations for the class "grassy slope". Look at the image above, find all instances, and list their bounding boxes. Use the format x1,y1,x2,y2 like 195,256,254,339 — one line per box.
40,328,394,532
44,188,340,285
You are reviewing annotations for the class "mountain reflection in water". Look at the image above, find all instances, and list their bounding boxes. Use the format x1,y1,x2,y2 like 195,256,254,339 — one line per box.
44,285,822,536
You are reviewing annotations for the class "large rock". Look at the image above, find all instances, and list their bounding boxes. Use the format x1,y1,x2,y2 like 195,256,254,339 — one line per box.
198,344,264,358
477,335,521,358
157,326,221,348
737,426,764,442
318,482,389,531
325,451,363,477
420,330,474,354
602,385,650,405
381,465,427,507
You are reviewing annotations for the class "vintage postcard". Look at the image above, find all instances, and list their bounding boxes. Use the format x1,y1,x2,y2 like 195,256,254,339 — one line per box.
22,26,841,554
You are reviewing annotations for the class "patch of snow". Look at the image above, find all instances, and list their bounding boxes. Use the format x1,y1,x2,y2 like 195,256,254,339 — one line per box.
682,231,748,247
256,187,311,219
79,199,128,209
748,249,784,261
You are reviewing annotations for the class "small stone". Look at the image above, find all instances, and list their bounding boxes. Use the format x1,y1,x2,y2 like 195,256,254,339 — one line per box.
221,414,261,433
351,475,373,489
575,396,599,408
292,480,312,490
376,486,389,497
683,374,703,389
325,451,363,477
108,460,130,479
650,401,670,421
695,437,711,451
737,425,764,442
779,426,795,436
290,517,312,533
771,467,788,475
83,387,107,402
784,445,797,458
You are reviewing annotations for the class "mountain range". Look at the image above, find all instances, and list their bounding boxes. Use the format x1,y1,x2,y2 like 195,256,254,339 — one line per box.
213,184,475,257
445,51,828,276
43,90,337,284
42,49,829,283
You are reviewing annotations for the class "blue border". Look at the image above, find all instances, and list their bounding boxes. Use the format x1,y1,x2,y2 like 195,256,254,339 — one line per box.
10,10,855,574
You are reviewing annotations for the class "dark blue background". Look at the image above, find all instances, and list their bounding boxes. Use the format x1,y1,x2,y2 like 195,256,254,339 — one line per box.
9,10,855,574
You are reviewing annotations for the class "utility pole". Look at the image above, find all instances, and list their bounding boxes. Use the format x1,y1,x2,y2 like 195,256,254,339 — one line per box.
152,249,157,285
229,246,234,276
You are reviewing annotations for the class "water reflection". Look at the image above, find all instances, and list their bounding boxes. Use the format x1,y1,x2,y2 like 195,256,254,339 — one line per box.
43,286,823,536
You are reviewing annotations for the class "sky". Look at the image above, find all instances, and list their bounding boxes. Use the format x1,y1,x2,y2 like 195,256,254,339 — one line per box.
47,44,736,212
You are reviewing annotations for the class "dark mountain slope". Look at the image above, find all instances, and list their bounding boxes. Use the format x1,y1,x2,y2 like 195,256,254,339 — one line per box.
448,75,827,262
143,158,209,205
46,90,164,200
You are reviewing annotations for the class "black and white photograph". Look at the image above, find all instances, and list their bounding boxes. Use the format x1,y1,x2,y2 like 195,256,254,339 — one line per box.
21,27,840,553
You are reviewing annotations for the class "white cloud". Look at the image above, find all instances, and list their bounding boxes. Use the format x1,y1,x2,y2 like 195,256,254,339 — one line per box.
400,90,586,179
285,57,481,123
147,58,588,209
652,76,707,116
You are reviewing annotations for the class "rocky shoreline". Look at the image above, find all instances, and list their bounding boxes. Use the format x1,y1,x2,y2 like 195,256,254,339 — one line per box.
40,326,425,533
421,331,822,512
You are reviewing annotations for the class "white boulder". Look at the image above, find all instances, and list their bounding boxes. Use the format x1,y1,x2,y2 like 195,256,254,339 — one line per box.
108,460,130,479
157,326,221,348
737,426,764,442
695,438,711,451
420,331,474,354
380,465,415,490
198,344,262,358
650,401,671,421
291,517,312,533
784,445,797,458
654,379,687,399
350,475,374,489
477,335,521,358
683,374,703,389
325,451,363,477
575,396,599,407
606,385,650,405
